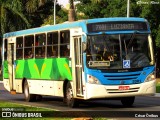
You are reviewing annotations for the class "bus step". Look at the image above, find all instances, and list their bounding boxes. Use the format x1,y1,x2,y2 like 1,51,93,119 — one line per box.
77,94,84,97
10,90,16,95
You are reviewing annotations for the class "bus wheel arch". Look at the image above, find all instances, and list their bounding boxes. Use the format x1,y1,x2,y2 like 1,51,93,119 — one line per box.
23,78,36,102
63,80,68,103
63,80,78,108
22,78,26,93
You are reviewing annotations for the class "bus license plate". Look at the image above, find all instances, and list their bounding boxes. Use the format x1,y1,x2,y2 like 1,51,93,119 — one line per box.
119,86,130,90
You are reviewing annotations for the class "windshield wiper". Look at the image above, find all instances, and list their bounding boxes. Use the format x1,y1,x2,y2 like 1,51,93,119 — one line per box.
126,32,137,49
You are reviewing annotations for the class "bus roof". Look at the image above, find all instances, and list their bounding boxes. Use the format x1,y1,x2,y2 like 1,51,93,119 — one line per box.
3,17,148,38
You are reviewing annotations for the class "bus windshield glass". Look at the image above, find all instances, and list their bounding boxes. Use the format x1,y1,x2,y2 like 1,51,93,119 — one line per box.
86,34,154,69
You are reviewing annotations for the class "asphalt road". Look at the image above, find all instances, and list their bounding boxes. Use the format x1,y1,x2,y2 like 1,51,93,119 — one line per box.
0,82,160,119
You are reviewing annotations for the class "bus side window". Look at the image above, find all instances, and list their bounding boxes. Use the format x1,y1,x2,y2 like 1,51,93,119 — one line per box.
47,32,58,57
35,33,46,58
16,37,23,59
4,39,7,60
60,30,70,57
24,35,34,59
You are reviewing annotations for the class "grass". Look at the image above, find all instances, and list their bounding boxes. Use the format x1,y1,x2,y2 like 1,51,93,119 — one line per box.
0,101,110,120
156,83,160,93
0,75,2,81
0,101,72,120
0,101,108,120
0,101,52,111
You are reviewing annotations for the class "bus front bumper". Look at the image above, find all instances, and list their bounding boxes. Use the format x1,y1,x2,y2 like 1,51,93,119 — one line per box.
85,80,156,99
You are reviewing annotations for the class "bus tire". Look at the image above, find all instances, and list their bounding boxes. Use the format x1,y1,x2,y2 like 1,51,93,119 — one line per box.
36,95,42,101
121,96,135,107
24,80,36,102
66,82,78,108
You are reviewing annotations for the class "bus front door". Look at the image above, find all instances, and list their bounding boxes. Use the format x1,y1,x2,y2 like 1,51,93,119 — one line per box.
72,37,84,97
8,38,16,94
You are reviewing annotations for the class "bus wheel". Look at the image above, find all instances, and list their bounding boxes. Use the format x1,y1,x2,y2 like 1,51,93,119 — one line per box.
121,96,135,107
66,82,78,108
36,95,42,101
24,80,36,102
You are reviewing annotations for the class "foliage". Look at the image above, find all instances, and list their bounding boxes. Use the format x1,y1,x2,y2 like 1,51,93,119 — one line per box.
76,0,160,48
156,83,160,93
0,0,30,35
42,7,68,25
25,0,51,13
24,0,62,28
0,0,66,32
156,26,160,47
138,0,160,47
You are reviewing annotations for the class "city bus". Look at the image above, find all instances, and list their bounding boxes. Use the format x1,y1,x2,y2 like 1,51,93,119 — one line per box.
2,17,156,107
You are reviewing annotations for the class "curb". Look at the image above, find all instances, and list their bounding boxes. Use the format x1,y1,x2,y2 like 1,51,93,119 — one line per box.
154,93,160,97
0,81,3,83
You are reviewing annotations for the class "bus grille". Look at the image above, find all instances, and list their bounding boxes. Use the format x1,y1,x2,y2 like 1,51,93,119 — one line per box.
103,71,142,81
102,71,142,93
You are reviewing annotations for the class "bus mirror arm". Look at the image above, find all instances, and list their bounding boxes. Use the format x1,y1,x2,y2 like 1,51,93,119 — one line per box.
81,32,87,52
82,42,86,52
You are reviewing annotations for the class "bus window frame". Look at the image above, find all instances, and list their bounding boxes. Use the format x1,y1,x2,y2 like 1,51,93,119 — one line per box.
16,37,24,60
60,30,70,58
35,33,46,58
47,31,58,58
4,39,8,60
24,35,34,59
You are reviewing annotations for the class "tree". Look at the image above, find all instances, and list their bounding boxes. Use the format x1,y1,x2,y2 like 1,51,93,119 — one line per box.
91,0,101,3
0,0,30,35
24,0,55,27
137,0,160,47
25,0,50,13
68,0,76,21
76,0,130,18
76,0,160,46
42,7,68,25
24,0,65,27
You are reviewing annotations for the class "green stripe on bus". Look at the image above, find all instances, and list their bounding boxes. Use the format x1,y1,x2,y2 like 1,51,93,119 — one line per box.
4,58,72,80
3,61,9,78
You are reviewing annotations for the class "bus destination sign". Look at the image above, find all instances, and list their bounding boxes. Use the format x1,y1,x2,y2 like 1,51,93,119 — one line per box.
87,21,148,33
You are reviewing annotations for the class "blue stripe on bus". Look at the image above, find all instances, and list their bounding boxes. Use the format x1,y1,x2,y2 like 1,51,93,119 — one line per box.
85,66,155,85
3,17,150,38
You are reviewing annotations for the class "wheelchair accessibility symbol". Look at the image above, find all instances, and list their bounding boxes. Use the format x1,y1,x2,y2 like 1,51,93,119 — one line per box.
123,60,130,68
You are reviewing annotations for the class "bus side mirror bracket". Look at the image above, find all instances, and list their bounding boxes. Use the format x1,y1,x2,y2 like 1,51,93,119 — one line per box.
82,32,87,52
82,42,86,52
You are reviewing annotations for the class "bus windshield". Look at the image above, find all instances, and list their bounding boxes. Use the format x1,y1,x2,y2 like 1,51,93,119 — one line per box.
86,34,154,69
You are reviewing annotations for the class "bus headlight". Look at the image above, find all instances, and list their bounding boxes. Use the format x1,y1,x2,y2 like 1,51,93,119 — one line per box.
87,74,100,84
145,72,156,82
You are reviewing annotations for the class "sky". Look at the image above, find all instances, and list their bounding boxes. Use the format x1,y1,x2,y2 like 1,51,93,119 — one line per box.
57,0,69,7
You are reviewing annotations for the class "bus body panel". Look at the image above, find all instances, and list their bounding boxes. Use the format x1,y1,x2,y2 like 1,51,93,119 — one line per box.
2,17,155,105
3,78,65,96
3,17,150,39
85,80,156,99
3,79,10,92
85,66,155,85
26,80,64,96
3,58,72,80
